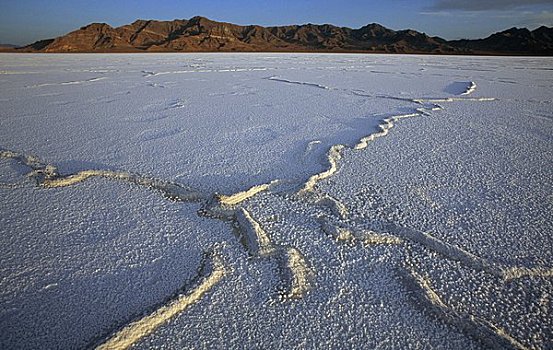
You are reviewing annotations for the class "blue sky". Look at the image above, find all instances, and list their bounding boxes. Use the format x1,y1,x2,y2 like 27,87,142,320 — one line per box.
1,0,552,45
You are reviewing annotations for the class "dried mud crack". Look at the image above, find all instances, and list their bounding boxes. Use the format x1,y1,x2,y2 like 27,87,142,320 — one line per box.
399,268,528,350
95,249,225,350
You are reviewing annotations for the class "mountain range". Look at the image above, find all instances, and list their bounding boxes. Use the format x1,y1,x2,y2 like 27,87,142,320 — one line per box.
10,16,553,55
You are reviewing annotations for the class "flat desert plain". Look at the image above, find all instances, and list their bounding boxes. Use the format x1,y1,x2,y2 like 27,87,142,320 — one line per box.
0,53,552,349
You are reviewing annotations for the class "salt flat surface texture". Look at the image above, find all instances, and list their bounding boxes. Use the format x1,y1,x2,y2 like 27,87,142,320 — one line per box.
0,53,552,349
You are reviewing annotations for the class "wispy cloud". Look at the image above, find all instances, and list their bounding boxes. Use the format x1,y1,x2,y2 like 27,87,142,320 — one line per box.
517,10,553,27
419,11,479,17
430,0,553,11
418,11,452,16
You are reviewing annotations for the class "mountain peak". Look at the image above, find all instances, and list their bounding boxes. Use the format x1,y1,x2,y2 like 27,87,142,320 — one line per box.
80,23,113,31
534,25,551,32
130,19,150,26
364,23,386,28
188,16,216,24
500,27,531,36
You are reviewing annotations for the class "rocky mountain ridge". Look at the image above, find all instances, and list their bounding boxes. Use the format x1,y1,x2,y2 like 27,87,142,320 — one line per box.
13,16,553,55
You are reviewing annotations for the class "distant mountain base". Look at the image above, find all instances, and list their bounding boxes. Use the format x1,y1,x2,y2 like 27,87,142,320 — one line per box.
0,44,20,51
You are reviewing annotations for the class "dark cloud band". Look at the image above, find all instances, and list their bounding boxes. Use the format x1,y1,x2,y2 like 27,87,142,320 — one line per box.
431,0,553,11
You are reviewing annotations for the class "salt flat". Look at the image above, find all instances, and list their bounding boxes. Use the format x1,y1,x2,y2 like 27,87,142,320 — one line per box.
0,53,551,349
